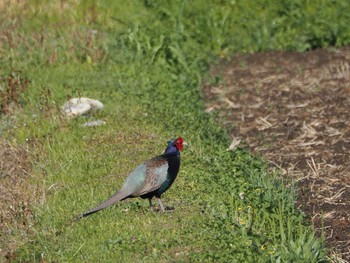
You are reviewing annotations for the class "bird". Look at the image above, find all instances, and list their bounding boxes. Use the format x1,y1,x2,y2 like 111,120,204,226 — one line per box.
76,137,186,219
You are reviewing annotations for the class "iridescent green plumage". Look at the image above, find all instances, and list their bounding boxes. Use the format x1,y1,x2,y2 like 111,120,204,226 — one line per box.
77,137,185,218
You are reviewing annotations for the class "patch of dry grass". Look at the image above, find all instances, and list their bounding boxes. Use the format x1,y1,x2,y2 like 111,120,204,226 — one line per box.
0,139,36,259
0,73,30,114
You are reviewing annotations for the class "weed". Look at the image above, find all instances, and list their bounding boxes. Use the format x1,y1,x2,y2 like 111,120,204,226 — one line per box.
0,73,30,114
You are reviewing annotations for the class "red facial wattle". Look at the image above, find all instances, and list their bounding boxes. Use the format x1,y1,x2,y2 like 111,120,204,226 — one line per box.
174,137,185,151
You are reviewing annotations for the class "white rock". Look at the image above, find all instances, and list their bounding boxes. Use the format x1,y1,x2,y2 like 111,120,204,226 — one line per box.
61,97,104,118
239,192,245,200
81,120,106,127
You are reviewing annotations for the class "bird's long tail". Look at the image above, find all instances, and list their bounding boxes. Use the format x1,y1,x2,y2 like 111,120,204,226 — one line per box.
76,190,129,219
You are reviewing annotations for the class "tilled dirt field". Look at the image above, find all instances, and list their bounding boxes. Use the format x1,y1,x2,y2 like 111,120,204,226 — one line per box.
203,47,350,261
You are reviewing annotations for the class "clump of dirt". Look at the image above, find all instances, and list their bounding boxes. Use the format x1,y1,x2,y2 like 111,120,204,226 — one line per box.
203,47,350,261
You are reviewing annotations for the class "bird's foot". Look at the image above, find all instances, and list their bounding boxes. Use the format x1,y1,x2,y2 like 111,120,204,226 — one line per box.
164,206,175,212
150,207,163,213
149,206,175,213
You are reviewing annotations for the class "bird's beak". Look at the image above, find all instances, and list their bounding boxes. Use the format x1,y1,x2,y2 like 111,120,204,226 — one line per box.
183,141,188,146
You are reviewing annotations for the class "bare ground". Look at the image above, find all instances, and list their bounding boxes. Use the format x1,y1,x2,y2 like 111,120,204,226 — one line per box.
203,47,350,262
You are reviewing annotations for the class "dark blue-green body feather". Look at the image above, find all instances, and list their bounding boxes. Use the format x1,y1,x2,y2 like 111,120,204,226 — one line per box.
78,138,183,218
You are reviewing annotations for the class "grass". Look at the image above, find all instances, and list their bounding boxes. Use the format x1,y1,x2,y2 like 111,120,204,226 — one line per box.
2,0,348,261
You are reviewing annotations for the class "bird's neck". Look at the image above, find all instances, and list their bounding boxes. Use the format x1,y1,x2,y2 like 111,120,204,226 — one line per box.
165,153,180,176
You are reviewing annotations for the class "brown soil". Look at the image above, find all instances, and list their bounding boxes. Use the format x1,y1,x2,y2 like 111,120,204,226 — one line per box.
203,47,350,261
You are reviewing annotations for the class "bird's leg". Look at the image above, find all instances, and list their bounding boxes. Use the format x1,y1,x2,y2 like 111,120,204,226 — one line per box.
156,197,165,212
148,198,155,212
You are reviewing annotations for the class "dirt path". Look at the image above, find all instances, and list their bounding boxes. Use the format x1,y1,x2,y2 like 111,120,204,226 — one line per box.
203,47,350,261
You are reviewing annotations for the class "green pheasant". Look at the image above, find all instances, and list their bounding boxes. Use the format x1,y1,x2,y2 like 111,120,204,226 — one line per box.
77,137,186,218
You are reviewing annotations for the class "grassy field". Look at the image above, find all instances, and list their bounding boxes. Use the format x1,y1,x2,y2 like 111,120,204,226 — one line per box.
2,0,349,261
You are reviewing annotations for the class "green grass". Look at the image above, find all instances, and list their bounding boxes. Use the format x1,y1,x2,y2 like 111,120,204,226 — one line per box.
2,0,348,261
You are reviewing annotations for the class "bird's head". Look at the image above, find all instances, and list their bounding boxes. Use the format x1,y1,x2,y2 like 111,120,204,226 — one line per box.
164,137,187,155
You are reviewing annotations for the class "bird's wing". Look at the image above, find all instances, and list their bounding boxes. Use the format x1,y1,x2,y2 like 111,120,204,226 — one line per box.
124,156,168,197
